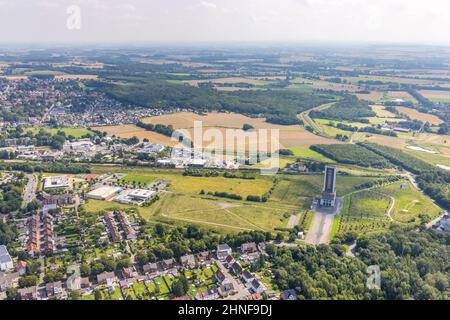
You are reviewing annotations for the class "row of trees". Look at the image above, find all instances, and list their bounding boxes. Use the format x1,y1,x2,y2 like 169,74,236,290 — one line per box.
310,96,376,122
359,142,450,210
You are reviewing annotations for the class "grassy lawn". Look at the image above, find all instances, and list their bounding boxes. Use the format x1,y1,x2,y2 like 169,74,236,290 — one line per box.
109,287,123,300
336,189,392,236
24,126,94,138
287,146,335,163
378,182,443,223
133,282,150,299
336,180,443,236
122,171,274,198
154,276,171,295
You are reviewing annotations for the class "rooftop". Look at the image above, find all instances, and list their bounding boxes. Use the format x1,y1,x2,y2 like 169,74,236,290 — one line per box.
0,245,12,265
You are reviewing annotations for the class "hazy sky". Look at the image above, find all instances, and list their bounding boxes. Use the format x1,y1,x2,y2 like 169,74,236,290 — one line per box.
0,0,450,44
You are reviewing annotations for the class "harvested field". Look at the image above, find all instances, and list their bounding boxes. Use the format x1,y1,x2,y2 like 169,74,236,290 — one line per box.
183,77,269,86
292,77,360,92
371,105,397,118
352,132,408,149
396,106,444,125
385,91,418,103
92,124,177,146
356,91,384,101
55,74,98,80
142,112,341,150
419,90,450,103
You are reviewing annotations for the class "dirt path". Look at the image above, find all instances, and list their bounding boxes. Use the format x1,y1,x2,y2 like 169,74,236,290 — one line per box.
287,213,301,229
161,213,254,231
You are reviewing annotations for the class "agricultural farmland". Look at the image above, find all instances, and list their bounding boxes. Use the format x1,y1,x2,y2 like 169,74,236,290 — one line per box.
396,106,444,125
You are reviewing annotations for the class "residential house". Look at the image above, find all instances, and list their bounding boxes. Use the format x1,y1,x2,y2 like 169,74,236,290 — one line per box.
241,270,254,284
249,279,266,294
180,254,196,269
224,255,235,268
195,288,219,300
161,258,177,271
243,293,262,300
97,272,116,286
214,270,230,286
45,281,64,300
241,242,258,254
0,272,20,292
16,261,27,275
18,286,38,300
80,277,92,292
120,279,135,290
195,251,212,266
218,283,236,298
280,289,297,300
230,261,242,275
217,244,232,261
142,263,158,275
122,267,135,279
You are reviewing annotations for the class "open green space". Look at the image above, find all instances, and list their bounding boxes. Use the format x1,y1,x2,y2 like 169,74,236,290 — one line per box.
24,126,94,138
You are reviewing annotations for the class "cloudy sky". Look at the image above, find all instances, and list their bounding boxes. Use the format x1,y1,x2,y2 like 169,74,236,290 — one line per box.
0,0,449,44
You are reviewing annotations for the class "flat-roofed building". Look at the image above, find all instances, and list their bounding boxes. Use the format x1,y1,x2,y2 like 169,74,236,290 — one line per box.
63,140,95,153
87,186,123,201
0,245,13,271
128,189,155,201
113,189,155,205
43,176,70,191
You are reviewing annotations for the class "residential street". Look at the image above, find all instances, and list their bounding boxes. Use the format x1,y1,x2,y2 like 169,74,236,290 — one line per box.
216,260,249,300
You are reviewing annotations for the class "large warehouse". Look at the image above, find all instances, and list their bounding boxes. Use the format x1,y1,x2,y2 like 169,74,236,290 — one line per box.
87,186,123,201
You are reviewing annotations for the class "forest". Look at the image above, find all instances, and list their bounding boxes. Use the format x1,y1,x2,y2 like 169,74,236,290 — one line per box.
269,227,450,300
359,142,450,209
310,96,376,122
95,80,335,125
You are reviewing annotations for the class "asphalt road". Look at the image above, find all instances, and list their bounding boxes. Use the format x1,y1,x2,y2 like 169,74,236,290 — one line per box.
306,199,343,245
216,260,249,300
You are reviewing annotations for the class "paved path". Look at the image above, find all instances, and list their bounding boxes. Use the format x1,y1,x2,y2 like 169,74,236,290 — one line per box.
22,174,38,209
216,260,249,300
161,213,253,231
305,211,335,245
346,242,357,257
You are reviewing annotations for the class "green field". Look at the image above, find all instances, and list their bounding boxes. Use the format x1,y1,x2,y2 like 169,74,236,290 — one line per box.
334,180,444,237
287,146,335,163
24,126,94,138
122,171,274,198
337,190,392,236
378,182,442,223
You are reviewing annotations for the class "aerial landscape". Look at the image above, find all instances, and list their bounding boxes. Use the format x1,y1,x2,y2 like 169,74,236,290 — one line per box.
0,0,449,305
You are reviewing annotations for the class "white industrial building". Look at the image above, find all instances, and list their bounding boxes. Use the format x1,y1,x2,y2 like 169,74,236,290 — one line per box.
87,186,123,201
43,176,71,191
63,140,95,153
114,189,156,205
0,245,13,271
